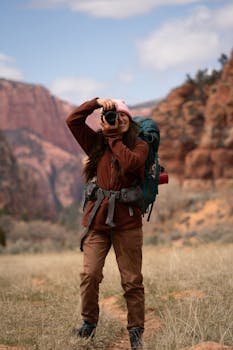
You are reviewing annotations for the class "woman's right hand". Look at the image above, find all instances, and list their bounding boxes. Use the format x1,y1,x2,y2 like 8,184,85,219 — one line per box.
97,98,115,111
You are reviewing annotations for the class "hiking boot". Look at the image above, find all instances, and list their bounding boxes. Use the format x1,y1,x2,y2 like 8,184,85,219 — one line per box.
129,327,144,349
72,320,96,338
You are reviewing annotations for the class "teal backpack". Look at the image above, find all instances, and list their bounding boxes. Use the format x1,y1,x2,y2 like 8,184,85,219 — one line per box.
134,116,163,221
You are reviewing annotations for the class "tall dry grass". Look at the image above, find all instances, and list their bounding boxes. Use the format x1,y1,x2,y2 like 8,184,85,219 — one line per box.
143,245,233,349
0,245,232,349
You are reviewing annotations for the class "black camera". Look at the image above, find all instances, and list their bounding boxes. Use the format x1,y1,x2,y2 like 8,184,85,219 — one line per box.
101,107,118,125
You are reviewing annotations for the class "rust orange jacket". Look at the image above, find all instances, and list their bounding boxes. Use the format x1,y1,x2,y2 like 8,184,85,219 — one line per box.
66,98,149,231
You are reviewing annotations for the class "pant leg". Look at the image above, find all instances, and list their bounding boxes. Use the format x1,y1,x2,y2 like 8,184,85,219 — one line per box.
80,229,111,324
112,227,144,329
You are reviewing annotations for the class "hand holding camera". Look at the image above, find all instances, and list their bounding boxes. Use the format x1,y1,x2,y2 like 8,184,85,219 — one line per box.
97,98,119,130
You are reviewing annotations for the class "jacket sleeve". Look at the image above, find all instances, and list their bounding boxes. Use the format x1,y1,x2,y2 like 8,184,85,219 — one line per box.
66,98,100,155
104,132,149,172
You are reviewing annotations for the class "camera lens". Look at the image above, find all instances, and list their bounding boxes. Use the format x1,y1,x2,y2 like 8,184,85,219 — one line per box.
102,108,117,125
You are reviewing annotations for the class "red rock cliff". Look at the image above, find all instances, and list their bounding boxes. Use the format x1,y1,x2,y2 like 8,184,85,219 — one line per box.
0,79,77,153
0,80,85,219
152,52,233,189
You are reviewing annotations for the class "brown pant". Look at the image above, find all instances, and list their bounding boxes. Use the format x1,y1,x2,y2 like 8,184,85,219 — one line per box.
80,228,144,329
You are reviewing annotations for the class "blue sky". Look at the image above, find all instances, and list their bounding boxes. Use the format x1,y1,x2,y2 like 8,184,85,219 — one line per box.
0,0,233,105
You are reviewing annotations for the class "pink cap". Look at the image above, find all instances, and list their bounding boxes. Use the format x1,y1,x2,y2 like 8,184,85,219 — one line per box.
112,99,132,118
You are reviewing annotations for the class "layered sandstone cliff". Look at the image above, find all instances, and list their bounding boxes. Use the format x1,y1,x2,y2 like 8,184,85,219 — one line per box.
0,79,76,153
0,129,83,220
152,52,233,189
0,130,53,219
0,80,85,219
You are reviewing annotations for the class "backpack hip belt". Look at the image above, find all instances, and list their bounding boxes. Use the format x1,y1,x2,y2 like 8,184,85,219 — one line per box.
84,183,144,229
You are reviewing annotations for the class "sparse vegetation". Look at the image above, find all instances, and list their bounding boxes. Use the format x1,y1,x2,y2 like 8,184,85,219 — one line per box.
144,245,233,349
185,53,229,102
0,245,232,349
143,179,233,247
186,68,221,87
218,53,228,68
58,202,82,231
0,216,79,254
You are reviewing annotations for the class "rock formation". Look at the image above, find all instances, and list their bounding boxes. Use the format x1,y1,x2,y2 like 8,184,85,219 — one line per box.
152,52,233,189
0,128,83,220
0,130,55,219
0,53,232,220
0,79,77,153
0,80,85,219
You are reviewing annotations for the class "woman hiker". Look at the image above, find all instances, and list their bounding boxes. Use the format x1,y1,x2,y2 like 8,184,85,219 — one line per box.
66,97,149,350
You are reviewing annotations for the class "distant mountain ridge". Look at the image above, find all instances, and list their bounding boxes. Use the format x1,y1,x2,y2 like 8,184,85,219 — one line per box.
130,99,160,109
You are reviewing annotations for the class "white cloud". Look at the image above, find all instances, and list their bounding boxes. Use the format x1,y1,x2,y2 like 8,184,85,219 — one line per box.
138,4,233,71
212,2,233,30
0,53,14,63
50,77,105,104
29,0,203,18
0,53,24,81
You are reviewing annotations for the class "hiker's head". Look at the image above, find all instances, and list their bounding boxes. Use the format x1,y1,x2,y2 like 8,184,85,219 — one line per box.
112,99,132,118
112,99,132,133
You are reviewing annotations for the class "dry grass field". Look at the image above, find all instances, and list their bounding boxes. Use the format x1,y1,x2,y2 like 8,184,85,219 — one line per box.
0,245,233,349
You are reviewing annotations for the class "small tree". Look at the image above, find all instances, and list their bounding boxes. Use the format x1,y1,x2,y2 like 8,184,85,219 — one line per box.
0,226,6,247
218,53,228,68
185,53,229,96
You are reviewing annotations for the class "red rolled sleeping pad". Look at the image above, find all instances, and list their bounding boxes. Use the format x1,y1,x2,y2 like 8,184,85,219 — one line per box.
159,168,169,185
